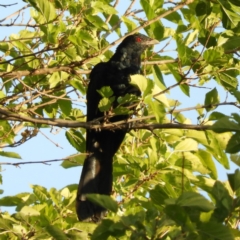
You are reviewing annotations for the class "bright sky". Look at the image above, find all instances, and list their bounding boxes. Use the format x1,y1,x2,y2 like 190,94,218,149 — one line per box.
0,1,238,213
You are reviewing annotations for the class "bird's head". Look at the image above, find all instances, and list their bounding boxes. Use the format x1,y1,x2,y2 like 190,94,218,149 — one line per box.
117,33,158,52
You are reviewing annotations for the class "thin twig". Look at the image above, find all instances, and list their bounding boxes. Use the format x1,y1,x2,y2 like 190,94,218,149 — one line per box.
0,153,88,166
39,130,63,149
0,4,30,23
0,3,17,8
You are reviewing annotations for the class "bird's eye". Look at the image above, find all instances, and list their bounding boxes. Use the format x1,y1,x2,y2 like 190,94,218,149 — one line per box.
136,37,142,42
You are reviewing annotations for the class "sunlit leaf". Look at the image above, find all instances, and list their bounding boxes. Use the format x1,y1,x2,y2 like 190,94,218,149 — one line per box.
176,192,214,212
46,225,68,240
86,194,118,213
228,169,240,192
0,151,21,159
27,0,57,22
199,222,234,240
20,206,40,216
204,88,219,112
175,138,198,151
211,117,240,133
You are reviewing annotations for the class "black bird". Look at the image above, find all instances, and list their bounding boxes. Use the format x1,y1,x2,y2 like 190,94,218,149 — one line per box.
76,33,158,222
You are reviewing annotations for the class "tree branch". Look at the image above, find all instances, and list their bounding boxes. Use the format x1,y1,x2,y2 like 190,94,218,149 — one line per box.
0,59,177,79
0,65,90,79
0,101,238,130
0,108,208,132
0,4,29,23
0,3,17,8
0,159,63,166
0,153,87,166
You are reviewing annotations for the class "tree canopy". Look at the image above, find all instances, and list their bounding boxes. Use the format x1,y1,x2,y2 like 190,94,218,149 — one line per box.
0,0,240,239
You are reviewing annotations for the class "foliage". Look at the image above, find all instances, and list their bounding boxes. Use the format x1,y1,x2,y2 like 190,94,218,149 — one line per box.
0,0,240,239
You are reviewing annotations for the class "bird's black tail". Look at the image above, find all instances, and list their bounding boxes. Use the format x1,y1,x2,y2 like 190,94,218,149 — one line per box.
76,153,112,221
76,129,125,222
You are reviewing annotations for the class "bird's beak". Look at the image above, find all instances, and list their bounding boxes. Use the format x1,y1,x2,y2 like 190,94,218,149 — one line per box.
143,38,159,46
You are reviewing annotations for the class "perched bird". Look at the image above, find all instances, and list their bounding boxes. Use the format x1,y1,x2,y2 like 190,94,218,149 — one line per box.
76,33,158,222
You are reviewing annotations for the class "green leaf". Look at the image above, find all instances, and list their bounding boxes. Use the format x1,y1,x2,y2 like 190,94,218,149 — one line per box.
175,138,198,151
0,196,23,206
150,185,169,206
20,206,40,216
152,65,166,90
211,117,240,133
31,185,48,202
98,96,115,112
209,111,227,121
164,204,188,226
226,133,240,153
227,169,240,192
183,152,210,175
140,0,164,40
65,130,85,152
91,1,117,15
145,97,165,123
212,181,232,212
49,72,61,89
97,86,113,98
222,36,240,50
69,29,97,48
27,0,57,22
203,47,225,65
164,9,182,23
0,42,9,53
229,0,240,6
117,93,139,105
197,149,217,179
58,97,72,116
206,131,230,169
167,64,190,96
218,0,240,28
198,28,217,48
198,222,234,240
74,222,97,234
179,84,190,97
91,219,115,240
70,79,85,94
130,74,153,98
231,113,240,124
0,218,13,230
86,194,118,213
176,35,195,65
64,46,77,60
61,154,85,168
86,15,108,30
78,30,97,47
0,151,21,159
121,16,137,32
204,88,219,111
0,90,6,99
176,192,214,211
113,106,129,115
200,211,213,223
230,154,240,167
216,71,238,89
46,225,68,240
49,188,61,207
195,1,210,17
